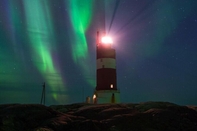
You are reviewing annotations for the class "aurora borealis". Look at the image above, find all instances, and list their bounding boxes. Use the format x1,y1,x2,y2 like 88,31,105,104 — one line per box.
0,0,197,105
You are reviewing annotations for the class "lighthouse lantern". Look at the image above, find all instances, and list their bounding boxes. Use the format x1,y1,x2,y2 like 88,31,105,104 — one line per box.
101,36,113,44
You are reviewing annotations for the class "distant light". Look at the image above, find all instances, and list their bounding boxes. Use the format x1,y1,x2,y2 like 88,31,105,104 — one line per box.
93,94,96,99
101,36,113,44
110,84,113,88
93,94,97,104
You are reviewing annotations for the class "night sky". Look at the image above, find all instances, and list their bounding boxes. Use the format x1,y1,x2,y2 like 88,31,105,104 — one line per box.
0,0,197,105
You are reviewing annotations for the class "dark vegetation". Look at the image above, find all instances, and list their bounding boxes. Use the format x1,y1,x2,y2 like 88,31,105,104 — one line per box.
0,102,197,131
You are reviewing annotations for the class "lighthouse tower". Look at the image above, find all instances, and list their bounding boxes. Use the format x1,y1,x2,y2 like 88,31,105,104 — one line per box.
93,32,120,104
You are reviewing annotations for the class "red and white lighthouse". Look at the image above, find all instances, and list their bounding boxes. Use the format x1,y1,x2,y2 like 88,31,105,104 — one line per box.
93,32,120,104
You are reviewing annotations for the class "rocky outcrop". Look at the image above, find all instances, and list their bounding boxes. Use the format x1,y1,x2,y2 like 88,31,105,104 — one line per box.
0,102,197,131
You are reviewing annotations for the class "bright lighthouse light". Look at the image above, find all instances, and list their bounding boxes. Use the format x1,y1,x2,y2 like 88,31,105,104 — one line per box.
101,36,113,44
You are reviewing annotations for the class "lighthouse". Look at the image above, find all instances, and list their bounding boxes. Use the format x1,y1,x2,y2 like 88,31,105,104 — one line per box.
93,32,120,104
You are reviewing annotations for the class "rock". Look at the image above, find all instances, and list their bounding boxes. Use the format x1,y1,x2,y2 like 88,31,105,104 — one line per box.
0,102,197,131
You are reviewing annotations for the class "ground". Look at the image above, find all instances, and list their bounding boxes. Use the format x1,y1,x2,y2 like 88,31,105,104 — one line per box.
0,102,197,131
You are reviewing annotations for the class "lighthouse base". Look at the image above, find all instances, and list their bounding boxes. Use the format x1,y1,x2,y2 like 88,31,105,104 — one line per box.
93,90,120,104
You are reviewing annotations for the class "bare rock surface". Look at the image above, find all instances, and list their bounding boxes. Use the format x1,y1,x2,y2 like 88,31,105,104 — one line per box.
0,102,197,131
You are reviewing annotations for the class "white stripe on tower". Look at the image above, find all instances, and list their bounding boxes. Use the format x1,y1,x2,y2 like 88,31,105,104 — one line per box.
97,58,116,69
